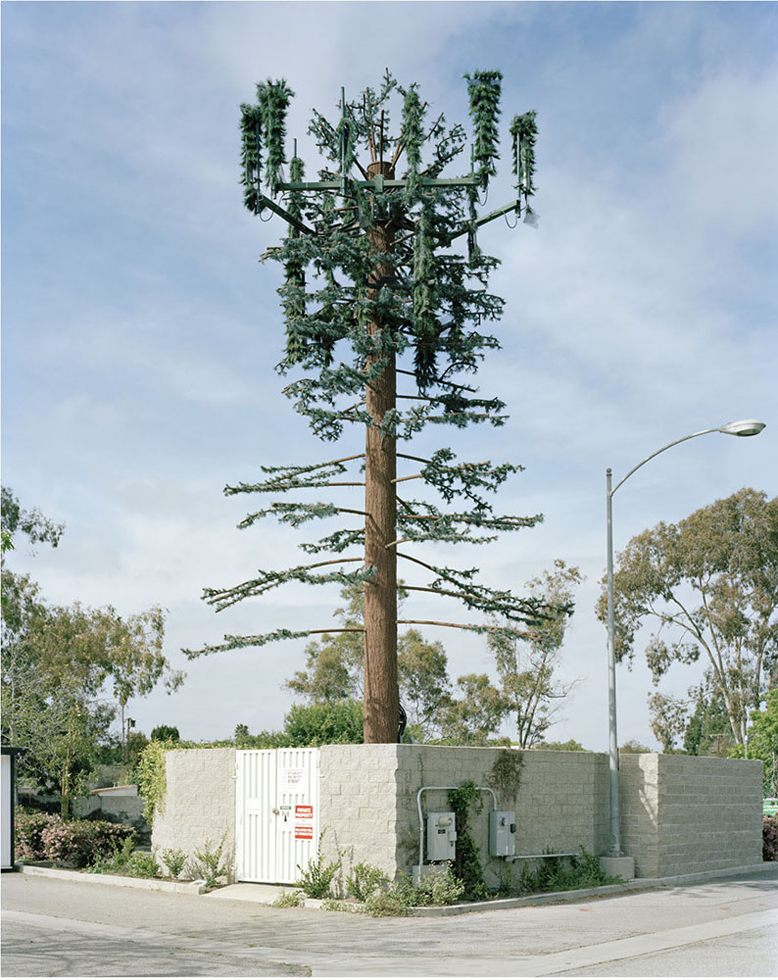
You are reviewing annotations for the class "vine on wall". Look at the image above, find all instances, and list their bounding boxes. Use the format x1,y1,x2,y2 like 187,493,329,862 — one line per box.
447,780,487,900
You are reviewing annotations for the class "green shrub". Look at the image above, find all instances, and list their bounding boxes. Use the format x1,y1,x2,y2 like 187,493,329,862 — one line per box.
126,849,162,878
346,862,387,902
414,866,465,905
161,847,188,879
271,889,304,907
764,815,778,861
87,836,136,875
363,886,414,917
517,848,621,895
321,898,359,912
87,839,163,879
191,834,231,888
296,832,341,899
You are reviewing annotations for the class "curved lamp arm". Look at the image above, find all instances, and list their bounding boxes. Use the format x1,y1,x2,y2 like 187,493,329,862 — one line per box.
610,419,766,498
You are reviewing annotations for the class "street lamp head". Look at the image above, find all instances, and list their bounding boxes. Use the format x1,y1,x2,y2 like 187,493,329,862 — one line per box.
718,419,766,437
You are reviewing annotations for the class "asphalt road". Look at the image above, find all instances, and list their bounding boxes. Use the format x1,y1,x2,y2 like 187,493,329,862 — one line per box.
2,869,777,977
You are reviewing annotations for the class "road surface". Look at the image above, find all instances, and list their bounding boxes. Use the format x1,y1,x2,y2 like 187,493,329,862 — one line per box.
2,868,776,976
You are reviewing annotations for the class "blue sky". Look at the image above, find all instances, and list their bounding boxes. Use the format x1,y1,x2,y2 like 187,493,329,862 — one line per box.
3,1,776,750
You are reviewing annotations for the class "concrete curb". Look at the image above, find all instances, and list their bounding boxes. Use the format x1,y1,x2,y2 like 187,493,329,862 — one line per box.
17,861,777,916
17,864,207,895
404,862,778,917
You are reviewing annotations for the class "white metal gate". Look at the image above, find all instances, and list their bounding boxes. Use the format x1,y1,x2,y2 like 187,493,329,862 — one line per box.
235,748,320,883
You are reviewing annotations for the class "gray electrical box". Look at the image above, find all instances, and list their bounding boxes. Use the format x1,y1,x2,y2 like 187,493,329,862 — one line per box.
427,811,457,860
489,810,516,857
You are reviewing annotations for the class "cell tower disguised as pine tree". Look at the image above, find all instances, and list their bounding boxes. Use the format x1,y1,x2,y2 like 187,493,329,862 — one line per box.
188,71,551,743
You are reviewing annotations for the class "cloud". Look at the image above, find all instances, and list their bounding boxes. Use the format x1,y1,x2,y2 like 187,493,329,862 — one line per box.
658,66,778,238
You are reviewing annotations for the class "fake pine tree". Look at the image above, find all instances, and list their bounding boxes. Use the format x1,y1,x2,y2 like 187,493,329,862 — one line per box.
188,71,550,743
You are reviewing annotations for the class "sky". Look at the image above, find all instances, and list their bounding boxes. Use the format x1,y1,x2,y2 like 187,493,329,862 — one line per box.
2,1,776,752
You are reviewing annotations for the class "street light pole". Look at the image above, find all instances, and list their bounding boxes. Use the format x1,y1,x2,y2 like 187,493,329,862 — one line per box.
605,418,765,857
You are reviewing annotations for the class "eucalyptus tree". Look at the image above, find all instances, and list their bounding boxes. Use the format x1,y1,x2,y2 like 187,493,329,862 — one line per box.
488,560,582,748
189,71,550,743
600,488,778,748
1,488,184,814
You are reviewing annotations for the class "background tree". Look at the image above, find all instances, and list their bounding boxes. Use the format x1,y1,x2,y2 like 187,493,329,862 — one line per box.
599,488,777,749
735,687,778,795
284,583,452,739
231,702,363,749
150,725,180,743
619,739,652,753
487,559,581,747
1,486,64,556
682,690,733,756
1,488,185,814
437,673,510,746
187,71,553,743
535,738,587,751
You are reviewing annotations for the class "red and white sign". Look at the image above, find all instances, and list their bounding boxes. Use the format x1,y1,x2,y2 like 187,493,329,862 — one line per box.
294,824,314,840
295,804,314,820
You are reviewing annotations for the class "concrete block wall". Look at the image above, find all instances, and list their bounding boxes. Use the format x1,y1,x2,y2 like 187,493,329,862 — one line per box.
318,744,611,887
152,745,764,886
151,747,236,877
619,753,763,877
618,753,660,876
318,743,400,888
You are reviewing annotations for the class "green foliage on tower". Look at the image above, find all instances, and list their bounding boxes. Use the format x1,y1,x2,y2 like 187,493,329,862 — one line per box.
188,71,555,688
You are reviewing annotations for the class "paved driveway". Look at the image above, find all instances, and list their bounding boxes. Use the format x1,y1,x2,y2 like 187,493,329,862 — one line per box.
2,869,776,976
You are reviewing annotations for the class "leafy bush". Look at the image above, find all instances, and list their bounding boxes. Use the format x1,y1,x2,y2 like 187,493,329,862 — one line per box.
191,833,231,888
346,862,388,902
87,836,136,874
363,885,414,917
271,889,304,907
15,811,53,862
296,834,341,899
87,839,163,879
764,815,778,861
414,866,465,905
15,810,135,868
321,898,360,912
127,849,162,878
359,869,463,915
161,847,188,879
518,849,621,895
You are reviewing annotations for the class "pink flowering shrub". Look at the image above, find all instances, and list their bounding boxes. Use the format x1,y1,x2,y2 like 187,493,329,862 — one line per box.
15,811,135,868
15,811,53,862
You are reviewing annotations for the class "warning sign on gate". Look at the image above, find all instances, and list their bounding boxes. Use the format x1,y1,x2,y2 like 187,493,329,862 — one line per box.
280,767,305,788
295,804,314,820
294,824,314,840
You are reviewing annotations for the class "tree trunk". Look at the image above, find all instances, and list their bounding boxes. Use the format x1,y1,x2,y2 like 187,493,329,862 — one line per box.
363,160,399,743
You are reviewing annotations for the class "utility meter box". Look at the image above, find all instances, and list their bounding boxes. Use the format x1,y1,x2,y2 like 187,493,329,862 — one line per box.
427,811,457,861
489,810,517,857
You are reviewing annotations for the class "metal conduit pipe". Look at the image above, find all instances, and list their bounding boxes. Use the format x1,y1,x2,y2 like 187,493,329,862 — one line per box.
416,785,498,868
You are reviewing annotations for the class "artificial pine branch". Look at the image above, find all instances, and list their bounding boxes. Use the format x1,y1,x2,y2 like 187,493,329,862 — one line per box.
510,110,538,215
465,70,503,189
197,74,547,734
